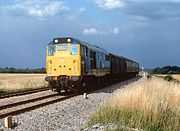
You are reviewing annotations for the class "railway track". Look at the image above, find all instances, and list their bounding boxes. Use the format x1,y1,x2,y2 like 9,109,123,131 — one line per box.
0,87,49,99
0,76,141,119
0,92,78,119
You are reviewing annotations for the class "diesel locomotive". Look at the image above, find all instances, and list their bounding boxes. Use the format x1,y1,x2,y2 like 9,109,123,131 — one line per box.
45,37,139,93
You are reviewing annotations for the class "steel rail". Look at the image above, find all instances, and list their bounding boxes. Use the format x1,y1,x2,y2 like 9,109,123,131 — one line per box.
0,87,49,99
0,93,58,110
0,93,78,118
0,76,141,119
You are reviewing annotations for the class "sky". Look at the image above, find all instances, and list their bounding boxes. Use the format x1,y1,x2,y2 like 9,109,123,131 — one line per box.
0,0,180,69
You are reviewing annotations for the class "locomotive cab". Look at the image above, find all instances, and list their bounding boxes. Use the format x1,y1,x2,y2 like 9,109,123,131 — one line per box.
45,38,82,92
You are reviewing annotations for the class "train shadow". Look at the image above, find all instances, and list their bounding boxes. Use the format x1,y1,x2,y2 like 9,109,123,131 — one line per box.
86,75,142,95
55,76,142,96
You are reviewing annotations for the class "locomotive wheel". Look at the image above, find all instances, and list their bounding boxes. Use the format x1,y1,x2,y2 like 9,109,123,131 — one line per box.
82,82,86,88
57,89,61,94
56,86,62,94
72,85,80,93
49,82,56,91
82,82,87,91
64,88,68,92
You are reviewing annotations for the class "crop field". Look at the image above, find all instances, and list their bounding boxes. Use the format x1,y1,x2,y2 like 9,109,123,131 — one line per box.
156,74,180,81
173,75,180,81
0,73,48,93
89,78,180,130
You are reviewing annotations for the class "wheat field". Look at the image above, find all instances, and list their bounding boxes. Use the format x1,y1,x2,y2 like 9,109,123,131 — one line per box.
89,77,180,130
156,74,180,81
172,74,180,81
0,73,48,92
111,78,180,112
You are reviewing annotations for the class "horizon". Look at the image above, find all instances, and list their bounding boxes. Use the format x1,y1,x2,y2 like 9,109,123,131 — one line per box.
0,0,180,69
1,65,180,70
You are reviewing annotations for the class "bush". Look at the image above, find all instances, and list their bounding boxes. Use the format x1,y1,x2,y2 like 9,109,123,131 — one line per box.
164,75,173,81
147,74,152,79
152,66,180,74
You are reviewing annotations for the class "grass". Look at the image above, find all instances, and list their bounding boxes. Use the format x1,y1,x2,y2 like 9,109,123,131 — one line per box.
171,74,180,81
88,78,180,130
0,73,48,94
156,74,180,81
0,89,13,94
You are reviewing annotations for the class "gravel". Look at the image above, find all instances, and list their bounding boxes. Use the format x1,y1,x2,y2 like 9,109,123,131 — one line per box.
0,77,141,131
0,90,56,107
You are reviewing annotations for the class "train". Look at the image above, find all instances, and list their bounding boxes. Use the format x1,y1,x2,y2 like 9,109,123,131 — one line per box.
45,37,139,93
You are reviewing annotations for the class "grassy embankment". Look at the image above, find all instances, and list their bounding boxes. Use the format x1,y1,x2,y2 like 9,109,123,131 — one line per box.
0,74,48,94
88,77,180,130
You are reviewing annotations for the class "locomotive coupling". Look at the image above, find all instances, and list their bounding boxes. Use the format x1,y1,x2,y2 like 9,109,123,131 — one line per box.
45,76,53,82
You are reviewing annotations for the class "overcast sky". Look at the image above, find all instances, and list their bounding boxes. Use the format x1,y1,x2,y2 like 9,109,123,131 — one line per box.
0,0,180,69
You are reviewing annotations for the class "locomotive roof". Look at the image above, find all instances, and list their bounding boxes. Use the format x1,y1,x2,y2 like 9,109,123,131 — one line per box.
48,37,80,45
48,37,109,54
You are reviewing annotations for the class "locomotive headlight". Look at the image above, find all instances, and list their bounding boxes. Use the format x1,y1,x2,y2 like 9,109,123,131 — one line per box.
67,38,71,43
54,39,59,43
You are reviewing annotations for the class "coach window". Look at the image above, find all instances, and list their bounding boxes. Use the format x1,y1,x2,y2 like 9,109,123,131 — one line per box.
90,50,93,58
105,54,109,61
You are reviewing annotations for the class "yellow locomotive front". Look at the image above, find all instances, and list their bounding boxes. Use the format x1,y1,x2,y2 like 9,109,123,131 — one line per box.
45,38,81,92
